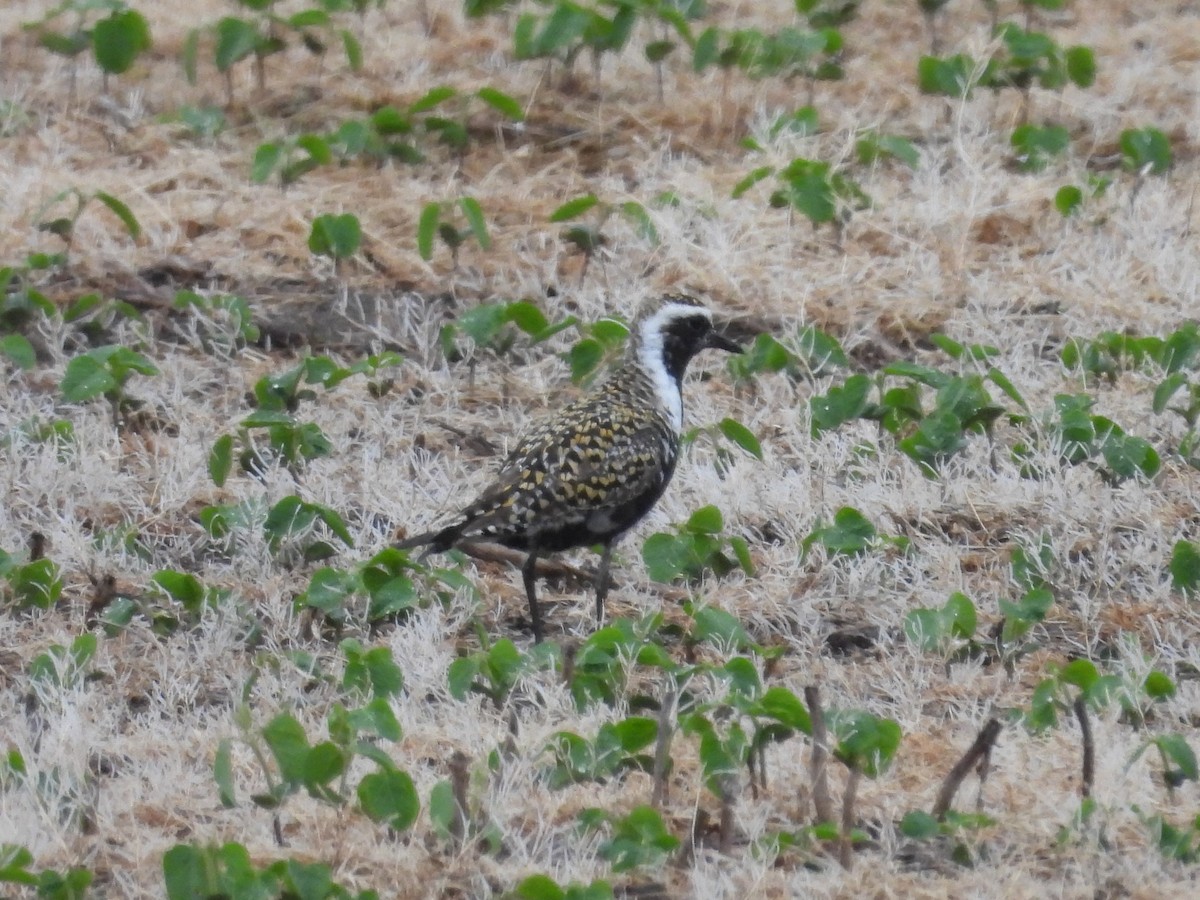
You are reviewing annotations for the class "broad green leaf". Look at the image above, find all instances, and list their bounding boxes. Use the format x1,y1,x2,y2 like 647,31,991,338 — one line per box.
213,739,236,808
732,165,774,198
1055,184,1083,217
92,9,151,76
686,505,724,534
261,714,309,784
1143,670,1176,700
1170,540,1200,597
340,28,362,71
409,86,457,114
308,213,361,260
417,202,440,260
1120,127,1172,175
357,768,419,830
251,142,284,184
1065,45,1096,88
302,741,346,794
62,352,118,402
0,334,35,370
476,86,524,121
900,810,940,839
759,686,811,734
459,197,491,249
550,194,599,222
917,53,976,98
209,434,234,486
214,17,261,72
718,418,763,460
1154,734,1198,782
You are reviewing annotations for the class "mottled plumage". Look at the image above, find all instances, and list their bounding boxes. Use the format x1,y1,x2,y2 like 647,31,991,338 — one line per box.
398,294,741,641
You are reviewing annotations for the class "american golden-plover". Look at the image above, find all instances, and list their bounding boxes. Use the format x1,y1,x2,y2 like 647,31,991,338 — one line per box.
398,294,742,642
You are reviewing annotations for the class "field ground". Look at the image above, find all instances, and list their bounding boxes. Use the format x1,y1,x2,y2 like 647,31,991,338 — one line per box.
1,0,1199,897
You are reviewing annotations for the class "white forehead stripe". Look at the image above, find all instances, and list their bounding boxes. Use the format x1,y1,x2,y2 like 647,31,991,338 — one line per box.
636,302,709,431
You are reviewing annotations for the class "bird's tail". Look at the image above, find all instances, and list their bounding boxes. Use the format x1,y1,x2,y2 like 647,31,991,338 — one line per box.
394,522,462,560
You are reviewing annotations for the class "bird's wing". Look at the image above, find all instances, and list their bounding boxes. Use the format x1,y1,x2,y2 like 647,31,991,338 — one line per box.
455,403,671,542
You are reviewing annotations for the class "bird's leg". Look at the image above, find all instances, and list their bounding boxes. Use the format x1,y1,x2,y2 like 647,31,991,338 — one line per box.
595,542,614,627
522,547,543,643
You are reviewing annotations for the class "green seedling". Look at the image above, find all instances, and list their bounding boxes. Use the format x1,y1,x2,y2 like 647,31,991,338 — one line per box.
1024,658,1122,732
1062,324,1200,381
828,708,902,778
899,808,997,868
1119,126,1172,176
1130,733,1199,794
513,0,639,85
577,805,680,873
802,506,908,558
98,570,228,636
184,0,363,104
34,187,140,263
61,344,159,428
164,843,380,900
545,716,658,788
509,874,614,900
550,194,657,283
1170,540,1200,598
856,130,920,169
327,105,423,165
200,495,353,564
438,298,572,377
1137,812,1200,864
681,416,763,477
340,639,405,701
728,325,848,385
0,845,93,900
904,591,981,660
28,633,97,689
298,547,474,628
734,157,869,236
417,197,490,270
1053,174,1111,218
1,256,58,368
563,315,629,385
327,86,522,172
210,353,400,482
642,505,753,585
308,212,362,273
567,614,677,710
0,547,63,611
917,51,980,98
215,694,409,835
741,106,820,153
24,1,151,98
1010,123,1069,172
694,23,844,108
1014,393,1160,483
167,105,227,142
251,133,333,187
173,290,260,354
449,636,556,710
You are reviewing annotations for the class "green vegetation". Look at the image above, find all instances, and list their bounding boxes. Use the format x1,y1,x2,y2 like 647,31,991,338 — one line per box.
3,0,1196,894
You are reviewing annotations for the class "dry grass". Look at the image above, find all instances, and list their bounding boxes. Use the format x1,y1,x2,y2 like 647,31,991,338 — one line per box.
1,0,1199,896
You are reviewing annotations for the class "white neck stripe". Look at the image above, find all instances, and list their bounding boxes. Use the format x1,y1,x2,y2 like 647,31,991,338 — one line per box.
635,302,711,432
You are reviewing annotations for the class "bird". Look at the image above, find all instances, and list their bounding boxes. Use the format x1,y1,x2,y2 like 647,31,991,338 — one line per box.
396,294,742,642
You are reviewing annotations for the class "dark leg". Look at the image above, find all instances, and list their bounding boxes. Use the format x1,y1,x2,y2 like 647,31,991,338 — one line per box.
522,547,543,643
595,542,614,626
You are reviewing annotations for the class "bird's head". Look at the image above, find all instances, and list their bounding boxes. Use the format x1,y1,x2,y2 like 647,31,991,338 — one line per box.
631,294,742,385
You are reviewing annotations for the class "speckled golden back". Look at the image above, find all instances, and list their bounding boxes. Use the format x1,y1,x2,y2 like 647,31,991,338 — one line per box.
397,294,740,565
456,365,677,551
